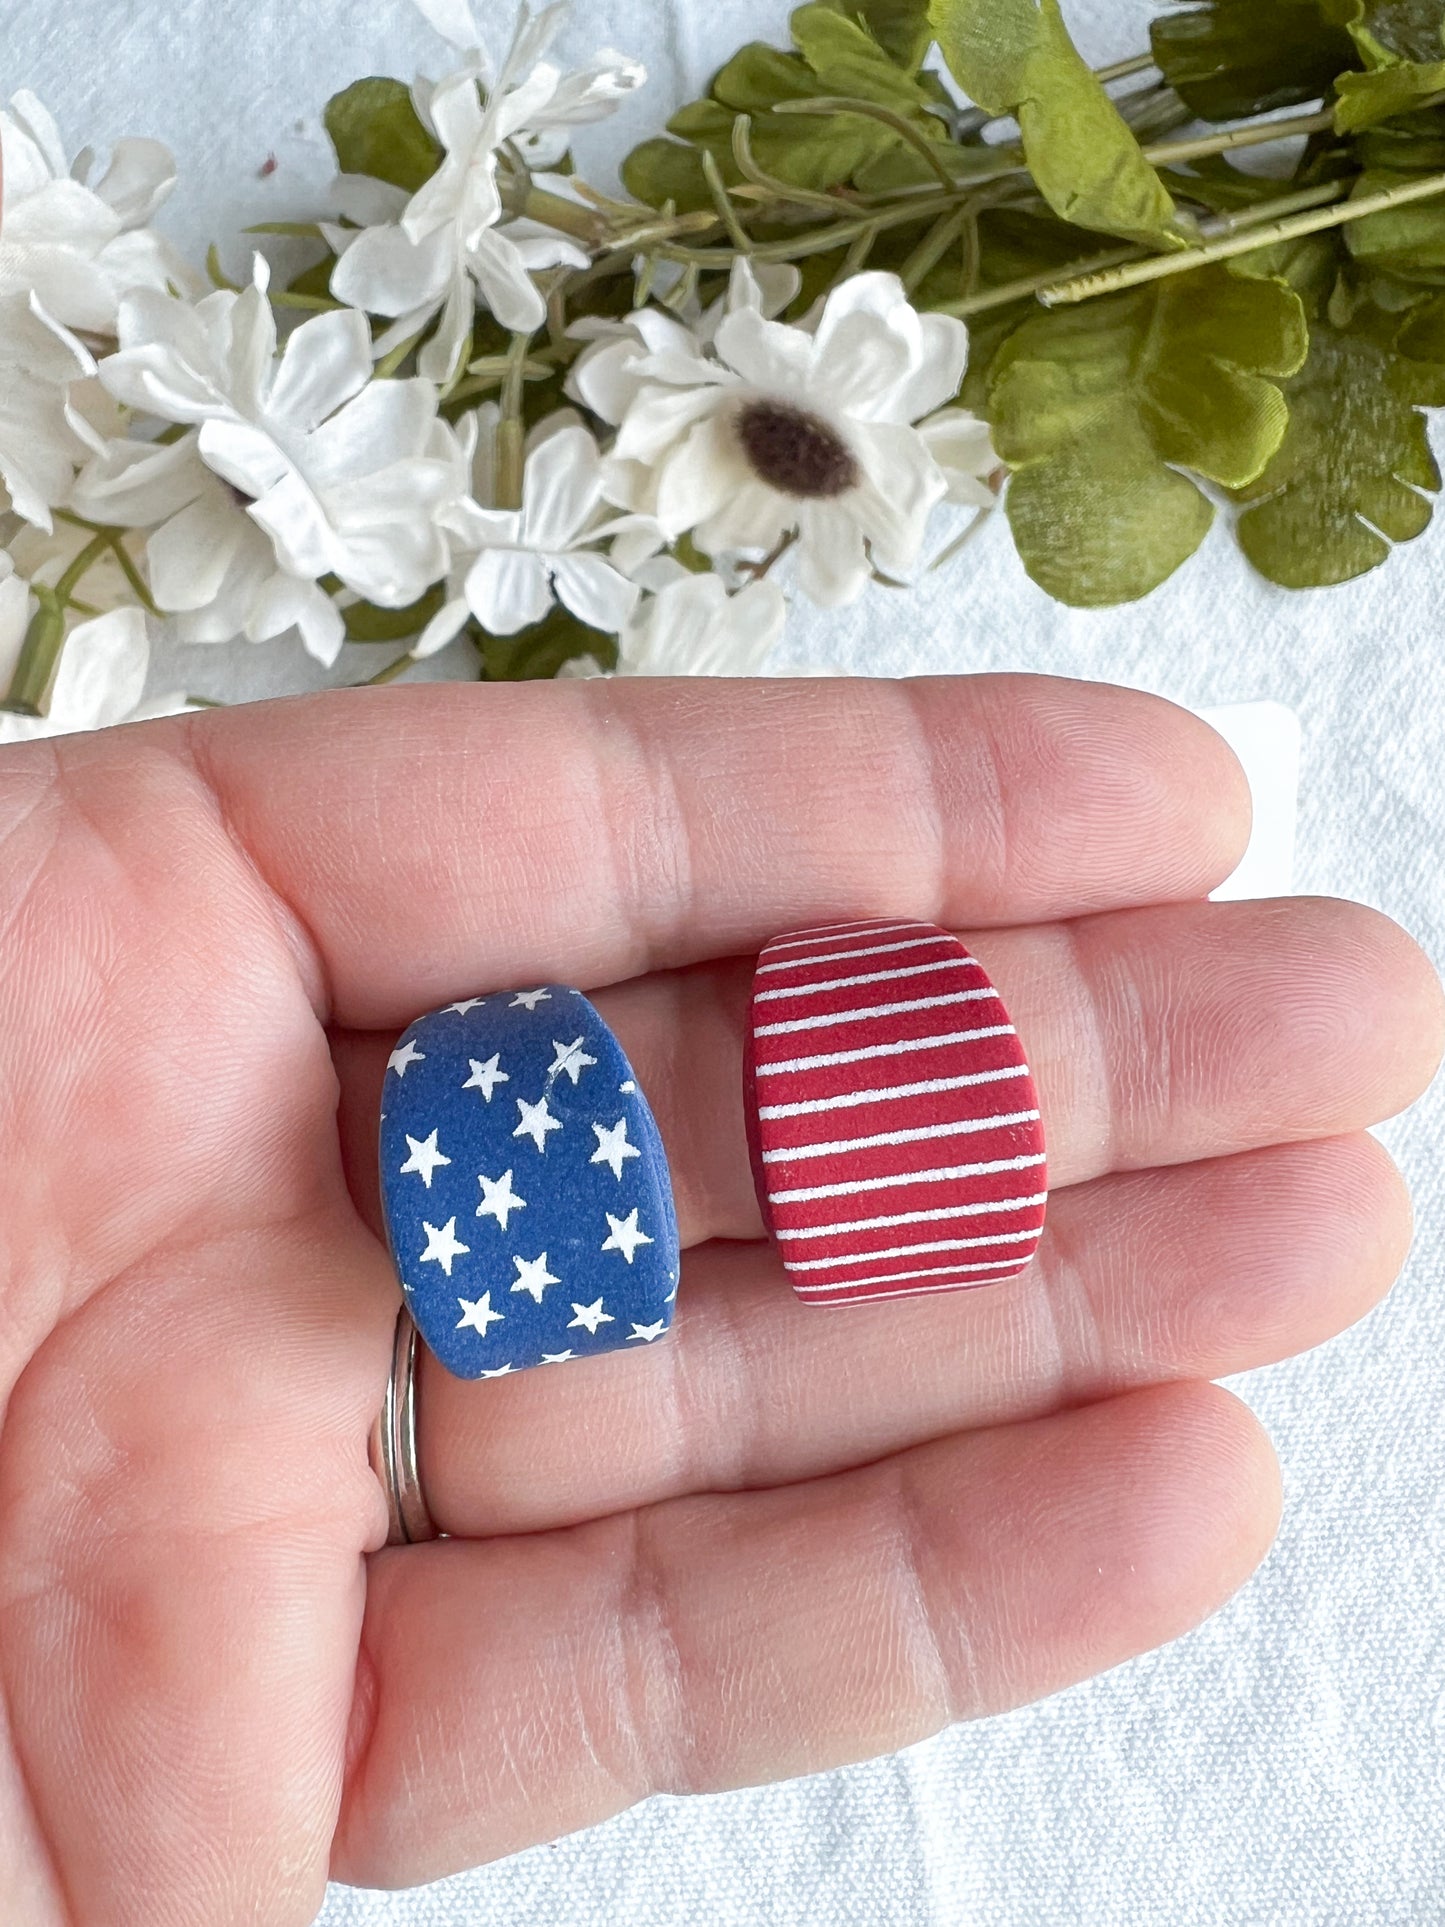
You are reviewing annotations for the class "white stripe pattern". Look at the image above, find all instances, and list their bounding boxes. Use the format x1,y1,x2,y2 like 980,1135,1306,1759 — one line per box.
753,1025,1016,1075
757,1064,1031,1119
795,1272,1025,1304
774,1193,1048,1238
769,1151,1046,1205
756,935,957,973
793,1257,1032,1291
753,956,981,1002
785,1228,1043,1268
755,987,998,1036
760,1107,1041,1164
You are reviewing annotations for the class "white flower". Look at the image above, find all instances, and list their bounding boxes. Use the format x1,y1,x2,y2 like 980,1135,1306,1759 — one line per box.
0,547,163,743
573,266,974,607
329,4,643,382
0,293,96,530
70,433,349,665
613,570,787,675
0,90,201,335
417,405,640,652
919,408,998,509
90,260,467,653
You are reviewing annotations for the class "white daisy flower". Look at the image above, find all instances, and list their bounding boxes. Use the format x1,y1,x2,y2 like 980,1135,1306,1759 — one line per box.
576,266,974,607
0,546,172,743
416,404,641,652
329,3,644,383
0,90,201,335
91,259,468,641
70,433,349,665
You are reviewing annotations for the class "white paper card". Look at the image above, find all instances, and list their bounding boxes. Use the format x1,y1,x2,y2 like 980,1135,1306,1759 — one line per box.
1197,700,1300,901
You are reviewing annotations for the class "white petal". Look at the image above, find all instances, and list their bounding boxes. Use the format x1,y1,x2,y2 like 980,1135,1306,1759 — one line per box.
332,173,411,224
528,51,646,128
881,313,970,424
247,570,347,664
550,551,640,632
612,382,729,467
411,0,481,49
793,505,870,608
46,605,149,731
417,273,475,386
520,420,604,549
694,476,792,556
303,377,440,487
89,136,176,226
330,221,452,318
464,546,553,632
810,270,911,342
7,90,69,186
197,417,290,499
846,419,945,573
467,227,546,332
70,434,204,527
245,468,339,582
414,593,471,657
806,309,913,418
918,407,998,506
267,308,374,430
713,306,816,391
654,413,745,540
146,492,244,611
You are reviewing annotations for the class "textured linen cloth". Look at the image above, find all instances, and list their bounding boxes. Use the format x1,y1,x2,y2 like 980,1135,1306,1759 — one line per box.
5,1,1445,1920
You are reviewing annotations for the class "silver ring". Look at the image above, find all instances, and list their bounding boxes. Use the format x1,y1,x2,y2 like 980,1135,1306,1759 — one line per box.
369,1304,440,1546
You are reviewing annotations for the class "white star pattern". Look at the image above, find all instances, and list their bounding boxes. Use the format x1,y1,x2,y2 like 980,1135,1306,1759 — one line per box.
567,1296,615,1334
446,998,487,1015
620,1080,636,1094
628,1320,667,1343
457,1291,504,1335
478,1362,515,1377
549,1036,598,1085
541,1350,574,1364
476,1168,526,1230
514,1094,563,1152
590,1116,641,1181
388,1038,426,1078
511,1251,560,1302
399,1129,451,1189
511,989,552,1010
463,1054,509,1101
420,1217,469,1276
602,1209,653,1264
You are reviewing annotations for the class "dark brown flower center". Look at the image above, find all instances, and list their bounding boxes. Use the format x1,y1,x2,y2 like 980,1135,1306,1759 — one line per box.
733,398,860,500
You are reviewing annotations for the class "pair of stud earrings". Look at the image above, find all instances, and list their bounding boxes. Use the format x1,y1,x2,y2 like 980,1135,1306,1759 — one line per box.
379,918,1047,1381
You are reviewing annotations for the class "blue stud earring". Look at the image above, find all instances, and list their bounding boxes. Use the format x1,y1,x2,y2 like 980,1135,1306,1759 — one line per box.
379,988,680,1379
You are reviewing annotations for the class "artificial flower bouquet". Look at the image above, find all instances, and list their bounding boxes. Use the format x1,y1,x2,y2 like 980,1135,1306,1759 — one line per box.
5,0,1445,738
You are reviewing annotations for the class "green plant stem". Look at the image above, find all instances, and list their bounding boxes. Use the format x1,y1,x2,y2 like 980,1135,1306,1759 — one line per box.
900,203,974,294
494,332,532,510
1198,177,1349,237
771,96,960,190
730,115,843,212
364,650,423,686
270,290,346,311
1095,52,1157,86
1146,106,1336,167
939,243,1144,316
701,147,754,253
1041,168,1445,304
0,529,115,715
375,325,429,378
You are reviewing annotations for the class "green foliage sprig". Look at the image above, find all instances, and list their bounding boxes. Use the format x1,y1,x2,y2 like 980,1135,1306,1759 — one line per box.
312,0,1445,609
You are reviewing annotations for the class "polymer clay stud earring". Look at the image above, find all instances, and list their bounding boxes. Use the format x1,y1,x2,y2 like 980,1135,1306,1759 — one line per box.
742,918,1046,1306
379,989,680,1378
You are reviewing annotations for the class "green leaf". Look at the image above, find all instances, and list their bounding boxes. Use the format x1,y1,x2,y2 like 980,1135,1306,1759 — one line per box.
479,607,619,680
619,136,716,211
1233,320,1439,584
818,0,935,68
790,3,937,109
988,267,1307,604
1150,0,1358,121
324,77,443,193
1335,0,1445,126
930,0,1185,248
341,584,446,644
1343,166,1445,267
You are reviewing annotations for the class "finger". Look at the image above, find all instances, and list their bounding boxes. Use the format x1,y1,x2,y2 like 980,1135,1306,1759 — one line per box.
334,1380,1278,1888
333,894,1444,1247
417,1132,1406,1535
172,675,1250,1026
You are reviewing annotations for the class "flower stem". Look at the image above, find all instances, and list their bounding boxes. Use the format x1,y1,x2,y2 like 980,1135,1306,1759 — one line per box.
900,204,974,295
771,97,959,191
938,244,1144,316
1095,52,1157,85
1144,106,1336,168
494,332,533,512
1040,168,1445,305
700,147,754,254
375,326,429,378
730,115,847,212
1,595,67,716
363,651,421,686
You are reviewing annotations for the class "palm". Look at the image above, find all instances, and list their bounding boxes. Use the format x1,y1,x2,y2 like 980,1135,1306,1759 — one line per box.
0,677,1437,1927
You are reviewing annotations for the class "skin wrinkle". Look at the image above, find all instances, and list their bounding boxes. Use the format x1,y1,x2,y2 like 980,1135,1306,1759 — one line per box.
902,676,1008,923
886,1455,958,1734
182,715,334,1025
618,1505,695,1799
588,687,696,983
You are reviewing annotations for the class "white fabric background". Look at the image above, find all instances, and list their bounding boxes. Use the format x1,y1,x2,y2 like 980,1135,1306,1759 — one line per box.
6,0,1445,1920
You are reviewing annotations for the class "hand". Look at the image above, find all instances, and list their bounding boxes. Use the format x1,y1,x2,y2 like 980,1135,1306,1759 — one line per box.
0,676,1438,1924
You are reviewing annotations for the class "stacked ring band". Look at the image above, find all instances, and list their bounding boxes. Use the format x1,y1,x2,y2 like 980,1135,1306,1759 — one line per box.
379,986,680,1379
742,917,1047,1306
